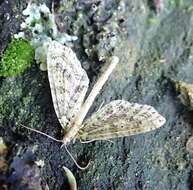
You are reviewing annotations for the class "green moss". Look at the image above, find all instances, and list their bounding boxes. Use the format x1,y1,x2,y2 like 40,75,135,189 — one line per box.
0,38,34,77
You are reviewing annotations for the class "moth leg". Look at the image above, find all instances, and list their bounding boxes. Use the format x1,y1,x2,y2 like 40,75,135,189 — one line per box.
79,139,96,144
79,138,115,144
97,100,105,112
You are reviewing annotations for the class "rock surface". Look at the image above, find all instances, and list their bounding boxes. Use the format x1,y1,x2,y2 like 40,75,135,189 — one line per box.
1,0,193,189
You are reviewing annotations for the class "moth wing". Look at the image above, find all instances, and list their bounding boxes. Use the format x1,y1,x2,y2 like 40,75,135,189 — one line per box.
47,41,89,129
77,100,166,141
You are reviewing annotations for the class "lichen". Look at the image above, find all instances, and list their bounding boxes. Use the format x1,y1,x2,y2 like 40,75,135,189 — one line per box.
15,3,77,70
174,80,193,109
0,38,34,77
79,1,121,61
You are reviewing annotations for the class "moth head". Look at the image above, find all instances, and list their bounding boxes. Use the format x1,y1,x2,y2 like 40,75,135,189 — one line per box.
63,136,71,145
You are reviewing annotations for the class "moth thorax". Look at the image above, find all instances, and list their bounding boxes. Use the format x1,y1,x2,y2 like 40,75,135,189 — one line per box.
63,124,80,145
63,136,71,145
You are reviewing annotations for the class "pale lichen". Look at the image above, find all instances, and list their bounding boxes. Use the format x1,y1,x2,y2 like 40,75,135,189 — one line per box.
15,3,77,70
174,80,193,109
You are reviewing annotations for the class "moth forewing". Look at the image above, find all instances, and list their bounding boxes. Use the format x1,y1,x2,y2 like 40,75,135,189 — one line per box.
77,100,166,141
47,41,89,130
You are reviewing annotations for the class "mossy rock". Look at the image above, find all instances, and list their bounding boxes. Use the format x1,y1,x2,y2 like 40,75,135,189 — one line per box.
0,38,34,77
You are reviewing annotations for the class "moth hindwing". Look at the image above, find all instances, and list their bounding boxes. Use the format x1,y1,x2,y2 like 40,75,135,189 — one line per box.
77,100,166,141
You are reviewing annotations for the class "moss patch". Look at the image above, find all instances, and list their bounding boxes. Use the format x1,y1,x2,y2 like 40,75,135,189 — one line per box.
0,38,34,77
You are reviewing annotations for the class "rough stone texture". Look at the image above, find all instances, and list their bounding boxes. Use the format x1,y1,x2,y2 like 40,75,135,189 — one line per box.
1,0,193,190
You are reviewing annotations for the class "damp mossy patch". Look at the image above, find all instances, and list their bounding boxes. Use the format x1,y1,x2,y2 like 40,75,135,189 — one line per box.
0,38,34,77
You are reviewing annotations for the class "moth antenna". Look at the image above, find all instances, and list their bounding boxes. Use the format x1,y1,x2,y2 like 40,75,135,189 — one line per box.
21,124,63,143
21,124,89,169
64,145,90,170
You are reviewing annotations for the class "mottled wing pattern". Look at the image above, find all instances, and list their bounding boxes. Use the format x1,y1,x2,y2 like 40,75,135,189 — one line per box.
47,41,89,129
77,100,166,141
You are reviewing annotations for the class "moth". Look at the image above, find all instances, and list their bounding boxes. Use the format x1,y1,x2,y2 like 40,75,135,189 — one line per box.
46,41,166,146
